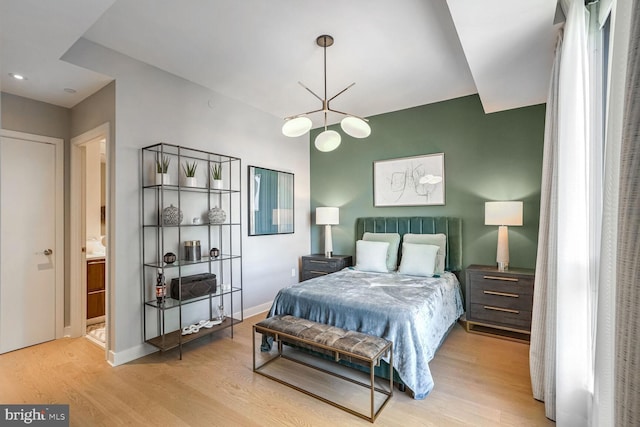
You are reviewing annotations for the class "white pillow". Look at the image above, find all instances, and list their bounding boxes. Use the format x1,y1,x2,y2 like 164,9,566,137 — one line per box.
403,233,447,274
398,243,439,277
355,240,390,273
363,232,401,271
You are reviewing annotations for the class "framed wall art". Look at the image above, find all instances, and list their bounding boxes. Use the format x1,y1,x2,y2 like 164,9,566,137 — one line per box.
248,165,294,235
373,153,445,206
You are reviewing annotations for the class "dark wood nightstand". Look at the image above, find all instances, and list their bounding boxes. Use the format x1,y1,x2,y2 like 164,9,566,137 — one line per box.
301,254,352,281
465,264,535,343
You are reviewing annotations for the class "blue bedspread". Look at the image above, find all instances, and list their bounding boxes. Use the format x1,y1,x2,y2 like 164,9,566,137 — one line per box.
265,268,464,399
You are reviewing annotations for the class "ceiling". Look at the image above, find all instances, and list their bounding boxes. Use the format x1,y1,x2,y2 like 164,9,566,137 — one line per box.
0,0,559,125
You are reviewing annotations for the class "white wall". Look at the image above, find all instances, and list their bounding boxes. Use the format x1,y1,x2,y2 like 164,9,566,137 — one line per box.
63,38,310,363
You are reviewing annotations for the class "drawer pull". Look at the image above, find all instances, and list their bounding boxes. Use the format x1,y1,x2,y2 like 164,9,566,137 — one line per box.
483,275,519,282
484,290,519,298
484,305,520,314
309,260,329,264
309,271,329,275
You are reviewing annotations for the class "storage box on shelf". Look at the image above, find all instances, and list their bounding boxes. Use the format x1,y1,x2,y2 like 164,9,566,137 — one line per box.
141,143,243,358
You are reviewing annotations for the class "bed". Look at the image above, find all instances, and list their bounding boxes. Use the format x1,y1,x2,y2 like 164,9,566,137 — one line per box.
262,216,464,399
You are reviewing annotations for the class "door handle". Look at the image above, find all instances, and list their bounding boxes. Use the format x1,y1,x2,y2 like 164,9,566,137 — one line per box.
43,249,53,256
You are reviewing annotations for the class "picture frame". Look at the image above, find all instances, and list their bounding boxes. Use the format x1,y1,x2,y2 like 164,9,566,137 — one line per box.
373,153,445,206
248,165,294,236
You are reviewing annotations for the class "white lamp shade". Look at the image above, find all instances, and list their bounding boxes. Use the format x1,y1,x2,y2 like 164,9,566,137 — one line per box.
340,116,371,138
485,201,523,226
282,117,313,137
316,207,339,225
314,130,341,152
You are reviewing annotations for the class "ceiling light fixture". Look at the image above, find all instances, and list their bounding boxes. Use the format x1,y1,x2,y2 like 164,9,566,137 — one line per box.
282,35,371,152
9,73,26,80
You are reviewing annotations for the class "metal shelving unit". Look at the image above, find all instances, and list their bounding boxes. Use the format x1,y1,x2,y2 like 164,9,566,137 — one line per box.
141,143,242,359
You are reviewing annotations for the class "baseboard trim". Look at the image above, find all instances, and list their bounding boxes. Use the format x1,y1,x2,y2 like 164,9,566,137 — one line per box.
108,343,156,366
242,301,272,319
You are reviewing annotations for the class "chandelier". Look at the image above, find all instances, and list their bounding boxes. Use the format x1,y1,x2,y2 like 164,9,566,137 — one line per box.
282,35,371,152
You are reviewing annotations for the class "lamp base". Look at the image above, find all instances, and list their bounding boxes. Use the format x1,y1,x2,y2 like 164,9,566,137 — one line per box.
324,224,333,259
496,225,510,273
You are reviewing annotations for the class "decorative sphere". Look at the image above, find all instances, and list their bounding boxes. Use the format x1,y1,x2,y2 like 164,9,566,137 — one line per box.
208,207,226,224
162,204,183,225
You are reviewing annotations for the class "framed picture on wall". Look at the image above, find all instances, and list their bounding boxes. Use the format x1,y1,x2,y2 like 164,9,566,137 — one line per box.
248,165,294,236
373,153,445,206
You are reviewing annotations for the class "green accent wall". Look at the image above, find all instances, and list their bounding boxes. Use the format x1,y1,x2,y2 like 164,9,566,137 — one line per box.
310,95,545,271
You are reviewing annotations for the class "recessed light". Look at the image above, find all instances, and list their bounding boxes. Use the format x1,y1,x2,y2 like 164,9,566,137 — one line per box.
9,73,26,80
64,88,77,94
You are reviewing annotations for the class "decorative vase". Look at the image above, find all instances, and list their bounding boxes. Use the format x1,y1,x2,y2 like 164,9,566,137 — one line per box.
212,179,223,190
156,173,170,185
183,240,201,261
185,176,197,187
208,206,226,224
162,204,183,225
209,247,220,258
163,252,177,264
156,271,166,304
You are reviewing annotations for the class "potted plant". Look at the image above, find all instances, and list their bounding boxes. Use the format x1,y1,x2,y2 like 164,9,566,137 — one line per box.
182,160,198,187
156,156,171,185
210,163,223,189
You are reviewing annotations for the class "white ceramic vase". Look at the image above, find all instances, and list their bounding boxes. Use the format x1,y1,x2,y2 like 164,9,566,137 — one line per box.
185,176,197,187
156,173,170,185
212,179,223,190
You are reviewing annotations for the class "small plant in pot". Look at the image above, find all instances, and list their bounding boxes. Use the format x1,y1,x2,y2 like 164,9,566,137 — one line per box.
156,156,171,185
210,163,223,189
182,161,198,187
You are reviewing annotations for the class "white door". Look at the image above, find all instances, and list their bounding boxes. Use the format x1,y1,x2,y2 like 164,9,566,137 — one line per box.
0,136,57,353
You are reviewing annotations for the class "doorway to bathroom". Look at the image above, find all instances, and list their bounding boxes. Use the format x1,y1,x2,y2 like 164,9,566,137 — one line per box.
70,123,111,358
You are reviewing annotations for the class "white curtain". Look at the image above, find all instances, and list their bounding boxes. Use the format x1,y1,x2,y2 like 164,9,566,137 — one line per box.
555,1,595,423
531,0,638,425
529,29,561,420
530,0,607,424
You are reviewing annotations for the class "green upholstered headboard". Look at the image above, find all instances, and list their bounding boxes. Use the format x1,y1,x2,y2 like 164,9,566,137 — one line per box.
356,217,462,272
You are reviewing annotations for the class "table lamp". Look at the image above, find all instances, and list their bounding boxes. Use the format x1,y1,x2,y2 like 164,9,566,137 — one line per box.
485,201,523,271
316,207,339,257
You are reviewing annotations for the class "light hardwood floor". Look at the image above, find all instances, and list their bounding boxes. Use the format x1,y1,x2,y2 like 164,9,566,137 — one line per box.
0,314,554,426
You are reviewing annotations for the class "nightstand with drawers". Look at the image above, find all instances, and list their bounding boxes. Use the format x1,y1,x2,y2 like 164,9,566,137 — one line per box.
301,254,352,281
465,264,535,343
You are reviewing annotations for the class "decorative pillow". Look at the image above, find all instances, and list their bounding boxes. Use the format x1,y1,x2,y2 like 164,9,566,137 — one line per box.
403,233,447,274
355,240,390,273
398,243,440,277
363,232,401,271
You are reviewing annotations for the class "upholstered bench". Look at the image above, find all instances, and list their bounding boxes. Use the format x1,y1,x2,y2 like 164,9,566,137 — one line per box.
253,314,393,423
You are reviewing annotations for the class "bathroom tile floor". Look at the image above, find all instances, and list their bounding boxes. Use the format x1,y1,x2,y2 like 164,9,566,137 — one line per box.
86,322,105,347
